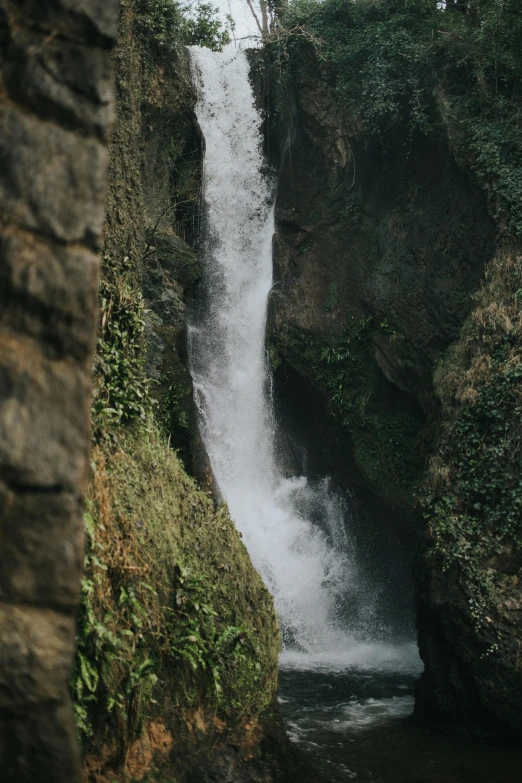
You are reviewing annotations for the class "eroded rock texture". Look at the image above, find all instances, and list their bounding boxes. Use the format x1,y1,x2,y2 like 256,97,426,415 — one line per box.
253,48,522,741
80,12,303,779
261,57,495,524
249,52,496,636
101,6,203,471
0,1,119,779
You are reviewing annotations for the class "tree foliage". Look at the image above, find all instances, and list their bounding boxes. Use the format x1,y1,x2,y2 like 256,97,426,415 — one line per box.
277,0,522,235
134,0,230,53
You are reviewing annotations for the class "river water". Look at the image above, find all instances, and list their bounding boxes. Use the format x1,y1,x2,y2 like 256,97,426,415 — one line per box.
279,660,522,782
188,45,522,782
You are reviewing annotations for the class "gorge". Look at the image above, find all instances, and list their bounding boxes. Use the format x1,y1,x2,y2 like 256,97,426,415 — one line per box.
186,38,522,782
4,1,519,781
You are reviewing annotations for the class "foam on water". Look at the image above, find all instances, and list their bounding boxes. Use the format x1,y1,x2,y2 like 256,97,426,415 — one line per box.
285,696,415,739
280,642,423,675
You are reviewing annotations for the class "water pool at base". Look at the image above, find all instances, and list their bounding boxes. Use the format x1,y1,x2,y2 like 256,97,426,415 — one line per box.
279,662,522,782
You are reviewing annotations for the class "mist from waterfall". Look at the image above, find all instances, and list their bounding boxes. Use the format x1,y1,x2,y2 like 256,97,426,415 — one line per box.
188,45,420,673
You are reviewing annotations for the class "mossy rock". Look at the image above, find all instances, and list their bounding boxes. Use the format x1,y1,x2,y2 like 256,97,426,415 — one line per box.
153,231,201,292
75,422,280,777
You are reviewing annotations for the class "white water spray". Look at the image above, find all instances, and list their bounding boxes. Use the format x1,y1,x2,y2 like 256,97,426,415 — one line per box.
188,46,421,671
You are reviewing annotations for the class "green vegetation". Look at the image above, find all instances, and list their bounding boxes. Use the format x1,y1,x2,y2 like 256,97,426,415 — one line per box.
266,0,522,637
274,0,522,235
316,317,374,427
271,317,424,507
270,319,372,428
72,427,278,754
92,255,154,434
80,236,279,763
134,0,230,54
423,248,522,628
73,2,280,773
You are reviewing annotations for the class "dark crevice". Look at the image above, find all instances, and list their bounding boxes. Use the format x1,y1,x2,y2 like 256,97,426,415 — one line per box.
0,74,108,144
0,597,78,615
0,475,66,495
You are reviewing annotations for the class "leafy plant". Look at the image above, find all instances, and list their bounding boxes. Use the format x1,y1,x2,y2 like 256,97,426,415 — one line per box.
92,256,154,433
274,0,522,236
316,317,373,420
72,431,278,758
271,316,423,499
423,249,522,630
71,501,159,748
134,0,230,54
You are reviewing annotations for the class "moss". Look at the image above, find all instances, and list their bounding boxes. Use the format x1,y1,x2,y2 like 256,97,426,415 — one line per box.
74,422,279,757
423,247,522,629
92,255,154,433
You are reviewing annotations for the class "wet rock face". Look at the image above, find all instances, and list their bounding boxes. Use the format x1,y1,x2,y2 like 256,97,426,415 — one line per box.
414,547,522,741
142,227,200,467
259,55,495,531
0,0,118,779
272,78,494,399
101,12,203,471
257,54,522,741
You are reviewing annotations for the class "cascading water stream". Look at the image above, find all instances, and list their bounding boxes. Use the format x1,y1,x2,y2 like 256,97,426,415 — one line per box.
188,45,419,671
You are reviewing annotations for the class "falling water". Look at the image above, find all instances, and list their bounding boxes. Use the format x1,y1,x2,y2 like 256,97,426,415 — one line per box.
188,46,420,671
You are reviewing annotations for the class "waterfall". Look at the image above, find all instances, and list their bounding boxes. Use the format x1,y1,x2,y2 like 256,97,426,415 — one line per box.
188,46,420,671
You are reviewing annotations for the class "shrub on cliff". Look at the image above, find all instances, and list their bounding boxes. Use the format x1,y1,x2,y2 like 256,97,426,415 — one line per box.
423,248,522,633
73,427,278,759
72,3,281,776
134,0,230,53
277,0,522,235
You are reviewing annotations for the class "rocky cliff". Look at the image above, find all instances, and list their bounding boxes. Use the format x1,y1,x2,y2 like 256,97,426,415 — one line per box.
260,51,495,524
75,3,305,781
253,0,522,741
252,44,497,640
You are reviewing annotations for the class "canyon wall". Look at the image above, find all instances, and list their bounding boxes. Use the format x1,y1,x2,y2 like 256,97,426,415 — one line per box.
253,10,522,738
